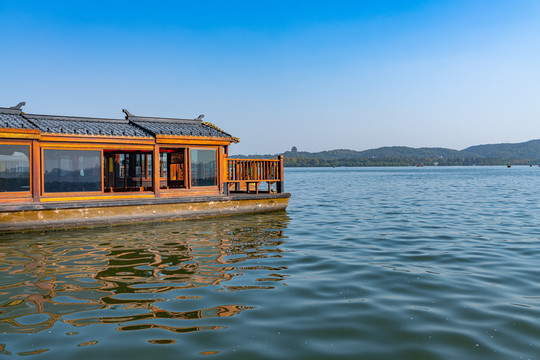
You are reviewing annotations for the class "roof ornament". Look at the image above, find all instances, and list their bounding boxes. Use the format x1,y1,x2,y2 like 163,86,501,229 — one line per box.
9,102,26,110
195,114,204,121
122,109,134,119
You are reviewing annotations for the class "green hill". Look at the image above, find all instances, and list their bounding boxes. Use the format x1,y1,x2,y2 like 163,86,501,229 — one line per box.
462,139,540,161
359,146,461,159
234,139,540,167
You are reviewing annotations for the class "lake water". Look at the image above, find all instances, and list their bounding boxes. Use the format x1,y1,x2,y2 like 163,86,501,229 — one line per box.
1,166,540,359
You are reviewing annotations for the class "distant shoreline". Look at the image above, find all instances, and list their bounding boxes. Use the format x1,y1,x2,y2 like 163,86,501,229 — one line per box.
280,161,537,168
232,139,540,168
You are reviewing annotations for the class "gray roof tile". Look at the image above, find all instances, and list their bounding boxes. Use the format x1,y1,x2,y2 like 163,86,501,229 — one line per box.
132,120,233,138
24,115,152,137
0,112,38,130
0,105,237,141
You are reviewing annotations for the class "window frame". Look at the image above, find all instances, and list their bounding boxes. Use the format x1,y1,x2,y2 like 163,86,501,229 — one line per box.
189,147,219,188
159,147,189,190
103,150,154,193
0,140,33,199
40,147,104,197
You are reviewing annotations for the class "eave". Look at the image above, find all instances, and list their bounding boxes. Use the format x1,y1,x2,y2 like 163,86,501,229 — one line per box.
0,127,41,140
36,134,155,150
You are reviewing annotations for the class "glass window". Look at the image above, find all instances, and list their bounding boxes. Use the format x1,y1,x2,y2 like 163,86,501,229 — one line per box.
0,144,30,192
43,149,101,193
159,149,186,189
146,154,152,177
103,151,153,192
159,153,167,178
190,149,217,187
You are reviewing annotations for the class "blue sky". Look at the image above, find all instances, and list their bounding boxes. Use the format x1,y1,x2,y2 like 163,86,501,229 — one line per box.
1,1,539,154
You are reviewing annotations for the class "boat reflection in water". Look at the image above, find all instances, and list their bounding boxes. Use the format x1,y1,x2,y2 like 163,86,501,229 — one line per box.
0,212,289,354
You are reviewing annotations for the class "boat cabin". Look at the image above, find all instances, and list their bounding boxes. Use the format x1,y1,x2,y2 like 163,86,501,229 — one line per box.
0,103,288,231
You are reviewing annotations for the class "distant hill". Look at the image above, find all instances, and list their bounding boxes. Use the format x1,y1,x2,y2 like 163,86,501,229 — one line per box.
233,139,540,167
461,139,540,160
352,146,461,159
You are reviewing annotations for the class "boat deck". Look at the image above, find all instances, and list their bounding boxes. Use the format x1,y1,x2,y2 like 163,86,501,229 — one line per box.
0,192,290,232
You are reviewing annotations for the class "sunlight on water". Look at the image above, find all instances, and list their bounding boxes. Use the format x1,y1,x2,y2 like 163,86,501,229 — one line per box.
1,166,540,359
0,215,289,358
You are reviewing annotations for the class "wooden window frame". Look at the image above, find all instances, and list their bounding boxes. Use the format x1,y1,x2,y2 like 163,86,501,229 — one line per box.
0,140,33,200
102,150,154,194
40,146,104,198
156,145,222,197
159,146,188,191
189,146,219,190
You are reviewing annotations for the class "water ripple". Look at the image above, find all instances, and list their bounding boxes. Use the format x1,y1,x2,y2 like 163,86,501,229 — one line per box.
2,166,540,359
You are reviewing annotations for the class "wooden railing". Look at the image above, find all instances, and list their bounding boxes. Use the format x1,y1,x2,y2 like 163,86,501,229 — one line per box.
224,156,284,193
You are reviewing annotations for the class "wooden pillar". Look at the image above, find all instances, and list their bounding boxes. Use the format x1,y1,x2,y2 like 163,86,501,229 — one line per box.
222,152,229,195
31,140,41,202
183,148,188,189
153,144,160,198
186,148,191,189
217,148,222,193
222,145,228,194
277,155,284,193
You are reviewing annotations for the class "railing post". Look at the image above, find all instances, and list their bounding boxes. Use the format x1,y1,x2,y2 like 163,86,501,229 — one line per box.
277,155,284,193
235,160,240,192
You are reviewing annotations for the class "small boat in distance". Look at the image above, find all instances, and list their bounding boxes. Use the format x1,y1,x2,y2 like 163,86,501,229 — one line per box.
0,102,290,232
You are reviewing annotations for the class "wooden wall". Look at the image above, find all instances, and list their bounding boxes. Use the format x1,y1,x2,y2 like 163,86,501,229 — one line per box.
0,130,232,204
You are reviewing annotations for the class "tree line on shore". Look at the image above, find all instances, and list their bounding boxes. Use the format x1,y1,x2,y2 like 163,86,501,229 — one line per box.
283,157,532,167
234,139,540,167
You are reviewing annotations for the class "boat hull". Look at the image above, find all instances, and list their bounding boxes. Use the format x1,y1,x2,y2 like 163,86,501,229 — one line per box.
0,193,290,232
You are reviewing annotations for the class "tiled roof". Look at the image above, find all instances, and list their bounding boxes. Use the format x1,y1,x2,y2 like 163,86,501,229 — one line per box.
132,119,234,138
0,110,38,131
123,109,237,141
0,104,238,142
24,114,152,137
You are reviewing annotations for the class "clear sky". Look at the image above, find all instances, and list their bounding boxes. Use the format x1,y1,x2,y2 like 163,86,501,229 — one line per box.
1,1,539,154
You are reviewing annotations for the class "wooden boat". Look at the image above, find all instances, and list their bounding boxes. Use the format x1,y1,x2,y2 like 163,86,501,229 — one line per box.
0,102,289,232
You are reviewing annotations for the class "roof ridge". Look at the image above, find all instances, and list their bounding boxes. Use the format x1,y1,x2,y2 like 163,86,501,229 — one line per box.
122,108,201,124
0,102,26,115
24,113,128,123
131,117,200,124
0,108,24,115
